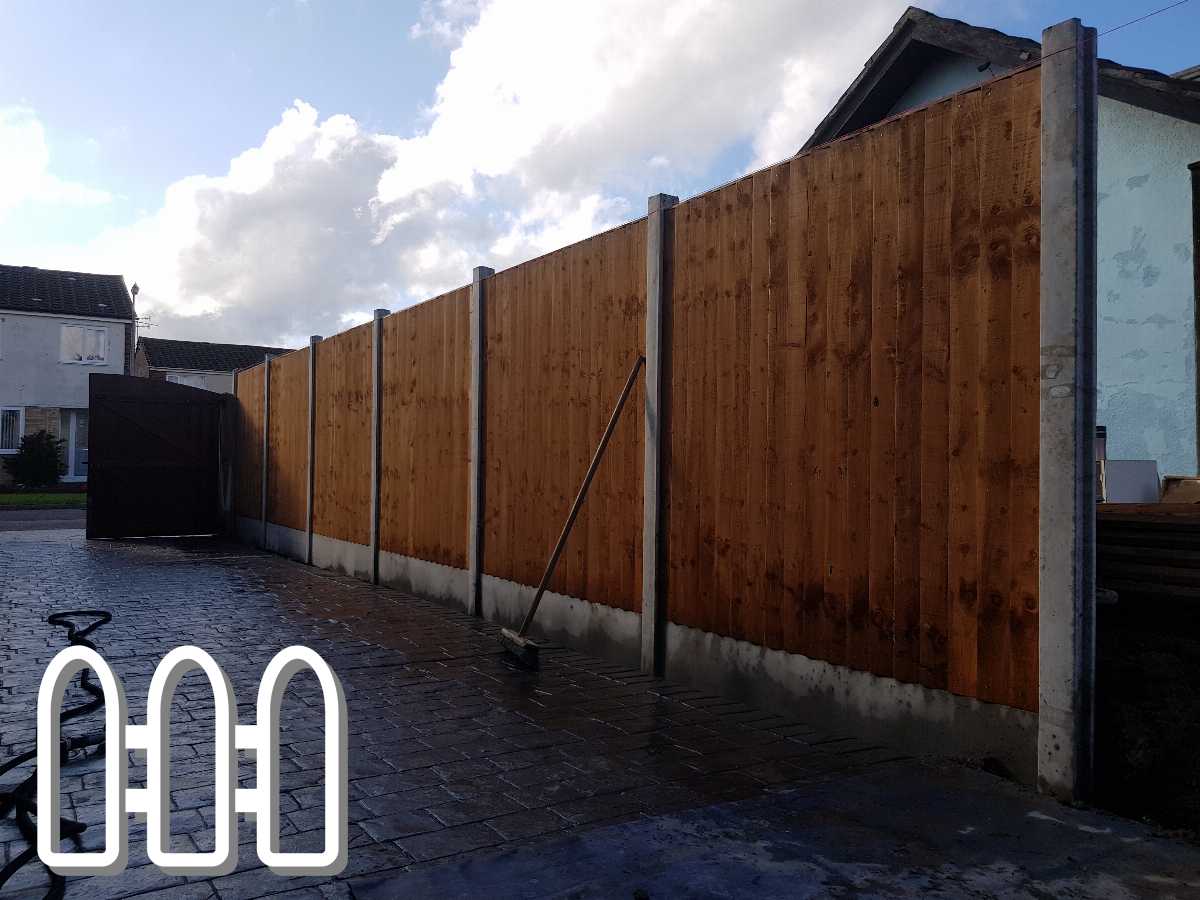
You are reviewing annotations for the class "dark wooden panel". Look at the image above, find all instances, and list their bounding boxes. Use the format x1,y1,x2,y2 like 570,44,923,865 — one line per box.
88,374,224,538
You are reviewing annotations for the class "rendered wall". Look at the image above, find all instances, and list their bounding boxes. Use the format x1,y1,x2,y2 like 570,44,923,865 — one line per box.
1097,97,1200,477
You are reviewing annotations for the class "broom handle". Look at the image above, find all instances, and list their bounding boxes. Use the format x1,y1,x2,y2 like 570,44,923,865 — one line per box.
518,354,646,637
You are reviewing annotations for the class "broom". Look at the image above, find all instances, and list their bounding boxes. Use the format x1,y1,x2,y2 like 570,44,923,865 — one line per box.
499,354,646,669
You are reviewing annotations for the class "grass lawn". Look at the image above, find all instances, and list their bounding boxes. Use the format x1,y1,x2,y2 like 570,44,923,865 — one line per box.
0,492,87,510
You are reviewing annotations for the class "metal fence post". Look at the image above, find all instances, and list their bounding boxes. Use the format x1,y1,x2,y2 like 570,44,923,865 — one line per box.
306,335,322,566
1038,17,1098,801
260,354,271,548
469,266,494,616
370,309,389,585
642,193,678,676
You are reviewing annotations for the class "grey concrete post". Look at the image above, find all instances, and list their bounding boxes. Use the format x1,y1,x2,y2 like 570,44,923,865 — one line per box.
1190,161,1200,470
230,369,240,535
642,193,678,676
1039,18,1098,801
306,335,322,566
370,309,389,585
469,266,494,616
260,354,271,548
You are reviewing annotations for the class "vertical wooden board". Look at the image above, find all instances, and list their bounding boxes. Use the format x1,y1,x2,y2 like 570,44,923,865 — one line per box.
267,349,310,532
802,149,830,661
730,176,756,643
893,110,926,685
919,98,954,691
485,268,514,583
821,144,851,669
517,258,537,587
781,156,809,654
621,221,647,611
947,88,983,698
844,132,874,673
235,365,264,519
313,322,372,547
1007,69,1041,711
711,184,734,639
975,80,1016,706
380,310,407,557
763,162,790,651
748,170,774,647
696,189,721,636
668,198,700,626
867,125,899,679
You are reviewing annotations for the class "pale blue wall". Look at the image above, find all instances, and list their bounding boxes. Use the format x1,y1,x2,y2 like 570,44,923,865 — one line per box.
1097,97,1200,477
886,54,1000,116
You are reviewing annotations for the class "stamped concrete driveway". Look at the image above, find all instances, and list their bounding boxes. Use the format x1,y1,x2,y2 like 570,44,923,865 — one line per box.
2,528,1199,899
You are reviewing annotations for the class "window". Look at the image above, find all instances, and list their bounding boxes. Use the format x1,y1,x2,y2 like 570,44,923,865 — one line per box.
0,408,23,453
166,373,206,388
60,324,108,364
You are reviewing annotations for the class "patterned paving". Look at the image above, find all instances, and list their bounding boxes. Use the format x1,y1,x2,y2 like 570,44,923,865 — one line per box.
0,531,905,899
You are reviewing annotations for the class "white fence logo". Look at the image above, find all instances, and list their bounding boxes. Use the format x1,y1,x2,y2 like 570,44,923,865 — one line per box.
37,645,347,877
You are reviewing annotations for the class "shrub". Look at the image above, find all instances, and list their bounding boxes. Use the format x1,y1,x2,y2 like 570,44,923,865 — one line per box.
2,430,66,488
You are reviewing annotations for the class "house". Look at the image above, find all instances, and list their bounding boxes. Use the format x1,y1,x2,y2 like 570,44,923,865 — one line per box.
0,264,135,483
133,337,291,393
803,6,1200,480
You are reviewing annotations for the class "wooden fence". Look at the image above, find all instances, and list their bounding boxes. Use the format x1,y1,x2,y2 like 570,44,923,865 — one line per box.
483,220,647,612
233,66,1041,713
380,286,471,569
667,69,1040,710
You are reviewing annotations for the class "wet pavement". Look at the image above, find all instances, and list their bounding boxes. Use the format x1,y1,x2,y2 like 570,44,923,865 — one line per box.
2,528,1200,898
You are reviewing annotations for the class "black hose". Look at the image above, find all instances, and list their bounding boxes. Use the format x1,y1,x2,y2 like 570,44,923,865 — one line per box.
0,610,114,898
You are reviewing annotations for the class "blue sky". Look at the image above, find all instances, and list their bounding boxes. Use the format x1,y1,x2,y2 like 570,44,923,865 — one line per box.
1,0,1196,345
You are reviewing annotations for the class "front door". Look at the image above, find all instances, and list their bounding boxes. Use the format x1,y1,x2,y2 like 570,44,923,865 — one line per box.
61,409,89,481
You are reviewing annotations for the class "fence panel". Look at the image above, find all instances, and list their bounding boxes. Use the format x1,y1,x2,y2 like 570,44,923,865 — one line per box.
483,219,647,611
234,364,265,519
312,322,373,547
666,67,1041,710
266,350,309,532
380,287,471,568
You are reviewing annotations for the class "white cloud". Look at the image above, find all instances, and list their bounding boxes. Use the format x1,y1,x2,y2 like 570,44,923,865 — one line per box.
0,108,111,214
35,0,918,347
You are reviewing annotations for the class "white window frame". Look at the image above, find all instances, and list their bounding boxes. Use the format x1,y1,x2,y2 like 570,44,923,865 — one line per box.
0,407,24,454
60,323,109,365
166,372,206,388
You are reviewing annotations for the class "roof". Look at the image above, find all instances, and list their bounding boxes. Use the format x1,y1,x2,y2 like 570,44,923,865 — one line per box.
138,337,293,372
802,6,1200,152
0,264,134,321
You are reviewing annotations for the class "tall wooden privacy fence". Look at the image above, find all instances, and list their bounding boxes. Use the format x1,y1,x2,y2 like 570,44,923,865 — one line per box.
235,66,1041,715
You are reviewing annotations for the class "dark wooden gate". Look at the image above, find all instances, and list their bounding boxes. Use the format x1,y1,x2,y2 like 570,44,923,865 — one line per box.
87,374,232,538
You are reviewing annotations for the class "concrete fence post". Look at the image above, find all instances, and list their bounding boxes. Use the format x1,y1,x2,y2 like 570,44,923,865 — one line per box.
370,309,389,586
469,266,495,616
230,369,240,535
1190,161,1200,466
642,193,678,676
306,335,322,566
1038,17,1098,801
260,354,271,548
